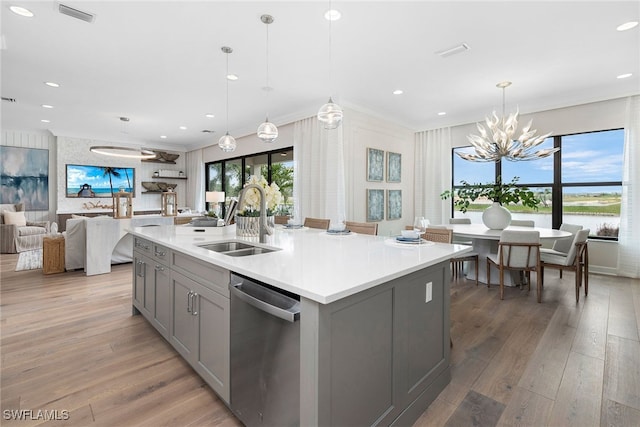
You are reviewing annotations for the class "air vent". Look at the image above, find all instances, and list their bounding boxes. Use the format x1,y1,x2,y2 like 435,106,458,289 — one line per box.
436,43,470,58
2,97,17,103
201,130,215,134
58,3,95,23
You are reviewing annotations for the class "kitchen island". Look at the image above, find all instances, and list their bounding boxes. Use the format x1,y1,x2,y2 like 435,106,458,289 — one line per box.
128,224,472,426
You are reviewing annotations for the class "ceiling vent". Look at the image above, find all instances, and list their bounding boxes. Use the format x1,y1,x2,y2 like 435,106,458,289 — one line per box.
436,43,470,58
2,97,17,103
58,3,95,23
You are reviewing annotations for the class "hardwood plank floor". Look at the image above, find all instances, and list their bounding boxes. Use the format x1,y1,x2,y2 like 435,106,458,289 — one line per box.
2,253,639,426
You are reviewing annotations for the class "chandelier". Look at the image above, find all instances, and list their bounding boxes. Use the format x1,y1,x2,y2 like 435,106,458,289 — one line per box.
458,81,557,162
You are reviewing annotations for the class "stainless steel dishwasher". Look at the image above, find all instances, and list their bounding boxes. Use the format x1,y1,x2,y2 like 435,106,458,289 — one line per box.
229,273,300,427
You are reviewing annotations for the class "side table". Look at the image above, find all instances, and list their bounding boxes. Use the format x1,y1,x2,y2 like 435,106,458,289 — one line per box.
43,236,65,274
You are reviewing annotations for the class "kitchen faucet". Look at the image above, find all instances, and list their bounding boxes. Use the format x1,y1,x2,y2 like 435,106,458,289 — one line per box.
238,184,269,243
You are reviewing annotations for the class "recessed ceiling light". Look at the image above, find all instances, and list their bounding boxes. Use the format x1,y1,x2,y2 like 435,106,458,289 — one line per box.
9,6,34,17
41,119,50,123
324,9,341,21
160,135,167,139
226,74,239,81
393,89,403,95
205,113,215,118
179,126,187,130
41,104,53,109
617,21,638,31
44,81,60,88
438,112,447,116
617,73,633,79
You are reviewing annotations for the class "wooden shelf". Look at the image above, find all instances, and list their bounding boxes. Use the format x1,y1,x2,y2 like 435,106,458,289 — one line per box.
152,176,187,180
142,191,163,194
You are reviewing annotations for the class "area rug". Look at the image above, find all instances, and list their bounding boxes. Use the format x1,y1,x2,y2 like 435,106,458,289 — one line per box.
15,249,43,271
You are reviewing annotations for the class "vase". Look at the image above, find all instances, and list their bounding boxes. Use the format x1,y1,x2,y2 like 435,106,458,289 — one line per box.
482,202,512,230
235,215,275,237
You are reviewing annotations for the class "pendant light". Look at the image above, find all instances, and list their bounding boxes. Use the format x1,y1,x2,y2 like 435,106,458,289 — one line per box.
218,46,236,152
257,14,278,143
317,0,343,129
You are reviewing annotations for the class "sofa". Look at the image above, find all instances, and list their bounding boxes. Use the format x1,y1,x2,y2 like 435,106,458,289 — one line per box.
0,203,50,253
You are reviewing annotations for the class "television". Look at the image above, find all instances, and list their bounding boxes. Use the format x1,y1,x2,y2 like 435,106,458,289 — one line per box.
65,164,135,198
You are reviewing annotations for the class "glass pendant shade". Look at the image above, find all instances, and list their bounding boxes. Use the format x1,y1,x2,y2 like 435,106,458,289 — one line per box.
257,118,278,143
218,132,236,152
317,97,343,129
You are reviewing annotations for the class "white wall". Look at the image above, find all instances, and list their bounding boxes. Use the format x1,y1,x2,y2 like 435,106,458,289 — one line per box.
56,137,186,213
2,130,57,225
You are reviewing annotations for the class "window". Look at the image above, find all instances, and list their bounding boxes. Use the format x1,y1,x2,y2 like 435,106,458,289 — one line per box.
205,147,294,218
450,129,624,239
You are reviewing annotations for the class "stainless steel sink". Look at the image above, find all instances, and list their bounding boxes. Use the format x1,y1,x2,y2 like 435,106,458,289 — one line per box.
198,241,280,257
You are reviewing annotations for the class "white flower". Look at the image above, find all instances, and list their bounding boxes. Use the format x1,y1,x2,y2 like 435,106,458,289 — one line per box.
239,175,283,214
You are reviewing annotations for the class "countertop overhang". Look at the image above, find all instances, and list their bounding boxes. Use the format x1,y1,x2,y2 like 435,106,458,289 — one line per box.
127,225,473,304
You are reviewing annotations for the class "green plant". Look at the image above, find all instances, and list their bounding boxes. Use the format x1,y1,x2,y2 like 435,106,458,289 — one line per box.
440,176,541,213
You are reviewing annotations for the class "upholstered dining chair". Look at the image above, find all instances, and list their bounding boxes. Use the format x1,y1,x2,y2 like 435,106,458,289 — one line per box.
421,227,453,243
487,230,542,302
303,217,330,230
540,229,590,303
510,219,535,227
541,223,583,278
417,227,479,286
345,221,378,235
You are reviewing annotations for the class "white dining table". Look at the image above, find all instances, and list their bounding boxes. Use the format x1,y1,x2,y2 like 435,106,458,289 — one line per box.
447,223,572,286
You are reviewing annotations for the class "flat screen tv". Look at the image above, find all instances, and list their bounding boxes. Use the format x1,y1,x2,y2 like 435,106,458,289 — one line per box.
65,164,135,198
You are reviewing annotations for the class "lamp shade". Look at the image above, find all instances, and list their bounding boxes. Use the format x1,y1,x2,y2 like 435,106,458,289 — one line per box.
206,191,226,203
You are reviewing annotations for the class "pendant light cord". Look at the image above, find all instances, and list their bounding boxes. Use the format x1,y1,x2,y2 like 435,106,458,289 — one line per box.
225,51,229,132
265,18,270,118
328,0,333,96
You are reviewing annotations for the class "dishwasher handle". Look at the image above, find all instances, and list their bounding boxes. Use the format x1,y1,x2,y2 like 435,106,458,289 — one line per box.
230,281,300,323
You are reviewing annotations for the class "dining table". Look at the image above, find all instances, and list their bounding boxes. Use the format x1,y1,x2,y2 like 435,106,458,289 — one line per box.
447,223,572,286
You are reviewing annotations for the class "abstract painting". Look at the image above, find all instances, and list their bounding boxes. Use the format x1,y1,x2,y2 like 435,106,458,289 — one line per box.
367,148,384,182
387,152,401,183
367,189,384,222
0,146,49,210
387,189,402,220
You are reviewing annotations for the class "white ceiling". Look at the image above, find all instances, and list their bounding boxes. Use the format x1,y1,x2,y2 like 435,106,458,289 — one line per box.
1,1,639,152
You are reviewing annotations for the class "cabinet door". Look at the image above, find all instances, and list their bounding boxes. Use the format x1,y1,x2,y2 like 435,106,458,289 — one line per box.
152,261,171,339
143,255,155,319
192,283,230,403
132,254,148,315
170,272,198,361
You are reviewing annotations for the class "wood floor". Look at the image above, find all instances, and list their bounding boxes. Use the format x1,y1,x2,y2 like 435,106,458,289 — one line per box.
2,253,640,427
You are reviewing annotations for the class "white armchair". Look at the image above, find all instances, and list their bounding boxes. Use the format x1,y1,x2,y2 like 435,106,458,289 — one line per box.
1,203,50,253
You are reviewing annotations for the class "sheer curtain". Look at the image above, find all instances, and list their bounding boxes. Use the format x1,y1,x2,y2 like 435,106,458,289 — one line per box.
617,95,640,278
293,116,346,226
185,148,205,213
414,127,452,226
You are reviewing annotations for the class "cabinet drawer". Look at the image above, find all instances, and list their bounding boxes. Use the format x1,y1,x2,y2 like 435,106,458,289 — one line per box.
133,237,152,256
172,252,230,297
152,243,171,265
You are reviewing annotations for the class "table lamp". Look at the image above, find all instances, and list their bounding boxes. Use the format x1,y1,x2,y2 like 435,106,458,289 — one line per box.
206,191,225,218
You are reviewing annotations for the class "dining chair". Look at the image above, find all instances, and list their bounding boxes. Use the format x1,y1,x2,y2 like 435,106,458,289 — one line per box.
303,217,330,230
274,215,289,225
418,227,479,286
487,230,542,302
345,221,378,235
541,223,583,278
540,229,590,303
510,219,535,227
421,227,453,243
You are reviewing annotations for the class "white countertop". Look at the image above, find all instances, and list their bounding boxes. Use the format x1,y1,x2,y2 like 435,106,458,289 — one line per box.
127,225,473,305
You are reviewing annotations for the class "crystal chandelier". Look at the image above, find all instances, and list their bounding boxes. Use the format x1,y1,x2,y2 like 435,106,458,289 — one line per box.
218,46,236,152
257,14,278,143
317,0,343,130
458,81,557,162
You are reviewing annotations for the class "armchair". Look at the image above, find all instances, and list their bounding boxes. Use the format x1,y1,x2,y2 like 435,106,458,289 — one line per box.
1,203,50,253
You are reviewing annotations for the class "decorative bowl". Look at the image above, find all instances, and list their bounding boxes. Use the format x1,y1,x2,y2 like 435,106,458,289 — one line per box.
141,181,160,192
401,230,420,239
160,152,179,162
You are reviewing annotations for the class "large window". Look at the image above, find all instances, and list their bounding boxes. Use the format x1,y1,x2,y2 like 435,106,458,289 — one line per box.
205,148,294,217
450,129,624,239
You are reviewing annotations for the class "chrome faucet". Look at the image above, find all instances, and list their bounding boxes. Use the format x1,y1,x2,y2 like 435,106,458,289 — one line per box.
238,184,269,243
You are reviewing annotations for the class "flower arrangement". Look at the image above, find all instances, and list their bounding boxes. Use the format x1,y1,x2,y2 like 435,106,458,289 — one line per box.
440,176,540,213
237,175,283,217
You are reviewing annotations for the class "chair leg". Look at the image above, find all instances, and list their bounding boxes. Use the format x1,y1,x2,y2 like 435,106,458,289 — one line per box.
584,247,589,297
499,267,505,300
575,268,580,303
486,259,491,288
474,256,478,286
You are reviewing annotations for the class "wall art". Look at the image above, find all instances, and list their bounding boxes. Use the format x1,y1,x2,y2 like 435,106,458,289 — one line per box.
387,151,401,183
0,146,49,210
387,189,402,220
367,148,384,182
366,189,385,222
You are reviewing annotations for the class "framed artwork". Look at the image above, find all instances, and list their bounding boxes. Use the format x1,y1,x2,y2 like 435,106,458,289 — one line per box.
387,152,401,183
367,148,384,182
0,146,49,210
387,189,402,220
366,189,385,222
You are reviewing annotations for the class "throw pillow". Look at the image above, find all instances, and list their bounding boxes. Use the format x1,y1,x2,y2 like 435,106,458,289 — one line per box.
3,210,27,226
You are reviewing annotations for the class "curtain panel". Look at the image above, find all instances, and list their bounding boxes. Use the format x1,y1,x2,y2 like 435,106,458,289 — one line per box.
414,127,452,226
617,95,640,278
185,148,205,213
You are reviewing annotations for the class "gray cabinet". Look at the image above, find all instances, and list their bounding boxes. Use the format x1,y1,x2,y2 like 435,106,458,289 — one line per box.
170,270,230,403
132,253,151,318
